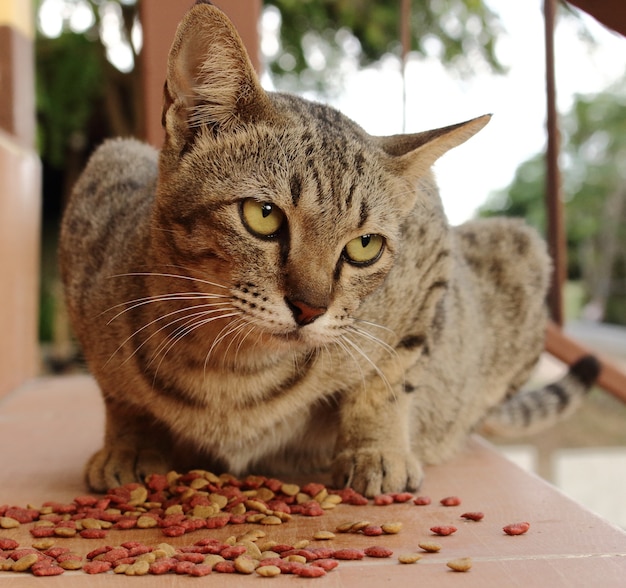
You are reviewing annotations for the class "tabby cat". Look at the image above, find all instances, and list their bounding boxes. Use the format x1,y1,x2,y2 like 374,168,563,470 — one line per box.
59,0,599,495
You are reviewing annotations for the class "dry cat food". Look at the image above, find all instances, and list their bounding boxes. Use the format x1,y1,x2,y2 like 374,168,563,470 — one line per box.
413,496,432,506
440,496,462,507
460,511,485,521
430,525,458,536
503,521,530,536
418,541,443,553
0,535,399,578
0,470,371,540
0,470,535,578
446,557,472,572
398,553,423,564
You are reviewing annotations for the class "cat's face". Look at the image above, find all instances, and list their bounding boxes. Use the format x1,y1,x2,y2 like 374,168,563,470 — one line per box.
154,96,410,350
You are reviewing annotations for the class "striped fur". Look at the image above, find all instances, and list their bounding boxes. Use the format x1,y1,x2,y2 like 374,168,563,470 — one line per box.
59,2,599,495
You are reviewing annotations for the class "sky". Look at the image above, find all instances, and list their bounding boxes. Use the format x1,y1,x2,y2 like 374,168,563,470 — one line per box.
327,0,626,225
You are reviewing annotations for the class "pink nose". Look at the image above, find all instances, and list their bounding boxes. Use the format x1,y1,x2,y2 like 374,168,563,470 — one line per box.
286,299,327,326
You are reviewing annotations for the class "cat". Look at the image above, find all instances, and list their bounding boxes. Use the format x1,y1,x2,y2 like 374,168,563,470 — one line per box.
59,0,600,496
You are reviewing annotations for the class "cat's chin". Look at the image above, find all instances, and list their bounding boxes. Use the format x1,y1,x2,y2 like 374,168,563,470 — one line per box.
262,327,334,352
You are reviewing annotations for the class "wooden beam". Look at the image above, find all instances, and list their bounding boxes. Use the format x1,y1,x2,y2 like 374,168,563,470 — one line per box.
544,0,566,326
566,0,626,36
546,320,626,403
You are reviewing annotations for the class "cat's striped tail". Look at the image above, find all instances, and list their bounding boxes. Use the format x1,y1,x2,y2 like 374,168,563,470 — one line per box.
481,355,601,437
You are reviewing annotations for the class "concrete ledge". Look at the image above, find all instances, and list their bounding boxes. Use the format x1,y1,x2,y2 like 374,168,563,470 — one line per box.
0,375,625,586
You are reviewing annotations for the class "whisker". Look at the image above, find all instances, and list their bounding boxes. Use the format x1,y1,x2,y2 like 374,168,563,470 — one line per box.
341,334,394,397
151,311,242,381
105,303,234,366
104,294,229,324
353,318,396,335
109,272,230,291
203,317,250,374
334,337,367,394
347,325,397,357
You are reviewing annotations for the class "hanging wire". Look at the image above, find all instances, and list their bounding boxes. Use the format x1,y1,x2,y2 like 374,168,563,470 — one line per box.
400,0,411,132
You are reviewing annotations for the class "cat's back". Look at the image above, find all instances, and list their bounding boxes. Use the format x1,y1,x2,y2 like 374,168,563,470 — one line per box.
59,138,158,315
63,138,158,223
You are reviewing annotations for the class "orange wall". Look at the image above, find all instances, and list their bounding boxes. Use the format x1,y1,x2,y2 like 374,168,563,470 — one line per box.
0,6,40,397
139,0,262,147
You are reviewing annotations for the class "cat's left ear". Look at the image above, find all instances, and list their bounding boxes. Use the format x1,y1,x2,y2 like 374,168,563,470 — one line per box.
162,1,272,150
377,114,491,178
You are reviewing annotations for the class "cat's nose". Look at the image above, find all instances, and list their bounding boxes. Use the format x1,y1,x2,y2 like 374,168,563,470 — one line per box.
286,298,326,326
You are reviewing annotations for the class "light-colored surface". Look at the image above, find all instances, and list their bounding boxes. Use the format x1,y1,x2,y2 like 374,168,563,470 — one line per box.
0,133,41,398
0,375,625,586
554,447,626,530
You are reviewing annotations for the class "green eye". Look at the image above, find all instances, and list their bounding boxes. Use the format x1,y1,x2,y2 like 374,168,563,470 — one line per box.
241,198,285,237
344,234,385,265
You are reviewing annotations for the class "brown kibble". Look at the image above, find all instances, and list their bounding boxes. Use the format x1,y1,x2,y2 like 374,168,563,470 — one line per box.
280,483,300,497
137,515,159,529
381,521,403,534
54,526,77,538
234,555,258,574
192,505,217,518
0,516,20,529
418,541,442,552
203,554,226,568
447,557,472,572
245,499,270,514
125,560,151,576
59,558,84,571
293,540,310,549
322,493,342,506
79,518,102,530
189,477,210,490
313,530,335,540
209,493,228,509
260,515,282,526
350,520,373,532
164,504,184,516
114,563,130,574
13,553,40,572
284,554,307,564
156,543,177,557
32,539,56,551
128,486,148,506
398,553,423,564
256,564,281,577
335,521,357,533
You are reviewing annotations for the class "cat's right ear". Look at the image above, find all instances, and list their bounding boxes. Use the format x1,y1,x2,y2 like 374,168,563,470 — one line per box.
378,115,491,179
162,2,271,150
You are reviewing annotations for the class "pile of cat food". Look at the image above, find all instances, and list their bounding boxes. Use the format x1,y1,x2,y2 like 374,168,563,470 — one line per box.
0,469,529,577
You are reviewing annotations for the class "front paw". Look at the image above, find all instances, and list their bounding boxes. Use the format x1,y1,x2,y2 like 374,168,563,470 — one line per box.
85,445,170,492
331,448,423,497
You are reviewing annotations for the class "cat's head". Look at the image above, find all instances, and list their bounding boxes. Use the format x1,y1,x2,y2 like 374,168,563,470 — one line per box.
153,1,489,351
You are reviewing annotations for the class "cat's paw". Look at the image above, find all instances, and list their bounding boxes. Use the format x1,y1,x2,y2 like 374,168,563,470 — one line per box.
85,446,170,492
331,448,423,497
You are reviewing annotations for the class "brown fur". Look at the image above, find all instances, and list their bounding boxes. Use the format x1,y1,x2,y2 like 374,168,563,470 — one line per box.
59,2,597,495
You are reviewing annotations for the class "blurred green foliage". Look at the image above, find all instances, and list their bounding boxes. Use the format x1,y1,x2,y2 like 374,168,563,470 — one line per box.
480,81,626,324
